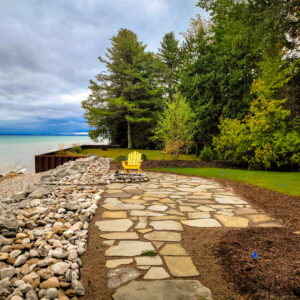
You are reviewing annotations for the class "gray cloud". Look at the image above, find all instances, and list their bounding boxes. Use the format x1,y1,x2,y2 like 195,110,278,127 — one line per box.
0,0,207,134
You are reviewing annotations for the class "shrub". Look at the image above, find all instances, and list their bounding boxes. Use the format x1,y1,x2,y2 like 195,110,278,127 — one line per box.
70,146,83,154
141,153,147,161
114,155,127,162
199,146,214,161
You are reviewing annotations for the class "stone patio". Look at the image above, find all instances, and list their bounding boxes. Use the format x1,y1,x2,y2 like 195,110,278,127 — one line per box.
96,172,281,298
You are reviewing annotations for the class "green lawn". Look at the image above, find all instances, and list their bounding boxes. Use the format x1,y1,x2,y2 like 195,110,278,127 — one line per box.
149,167,300,196
65,148,199,161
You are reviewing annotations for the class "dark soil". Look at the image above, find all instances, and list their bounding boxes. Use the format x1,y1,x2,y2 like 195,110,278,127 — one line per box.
216,228,300,299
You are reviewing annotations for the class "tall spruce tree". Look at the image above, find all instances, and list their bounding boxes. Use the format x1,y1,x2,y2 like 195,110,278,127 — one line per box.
82,28,163,149
158,32,181,100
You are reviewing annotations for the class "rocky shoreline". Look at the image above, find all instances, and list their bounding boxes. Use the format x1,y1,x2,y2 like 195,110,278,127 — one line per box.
0,155,111,300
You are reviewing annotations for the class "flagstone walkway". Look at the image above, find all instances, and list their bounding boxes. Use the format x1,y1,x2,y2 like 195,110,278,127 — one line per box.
95,172,281,299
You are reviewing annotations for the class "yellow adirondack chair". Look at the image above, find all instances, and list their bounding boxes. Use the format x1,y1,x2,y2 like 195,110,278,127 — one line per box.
122,151,143,173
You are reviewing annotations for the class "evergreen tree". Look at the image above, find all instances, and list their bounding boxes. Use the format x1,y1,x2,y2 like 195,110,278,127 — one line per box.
82,28,163,149
158,32,181,100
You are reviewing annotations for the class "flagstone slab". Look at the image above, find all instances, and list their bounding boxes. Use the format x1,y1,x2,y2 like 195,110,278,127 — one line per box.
159,243,187,256
165,209,185,216
105,241,155,257
247,214,272,223
103,240,115,247
124,189,144,195
187,212,211,219
181,218,221,228
107,183,126,189
215,211,234,216
159,198,176,204
135,256,163,266
135,217,147,230
105,192,132,198
130,210,165,217
144,193,171,198
103,202,145,211
143,197,160,201
112,280,212,300
107,266,142,289
150,216,185,221
214,196,247,205
100,232,139,240
148,205,168,212
179,206,197,212
122,199,146,204
150,220,183,231
164,256,199,277
96,219,133,232
215,215,249,227
208,205,234,209
106,258,133,268
101,211,128,219
196,205,216,212
107,189,124,194
144,231,181,242
234,207,258,215
144,267,170,279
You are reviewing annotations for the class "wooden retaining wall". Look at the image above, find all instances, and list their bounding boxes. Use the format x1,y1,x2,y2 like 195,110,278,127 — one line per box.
35,144,119,173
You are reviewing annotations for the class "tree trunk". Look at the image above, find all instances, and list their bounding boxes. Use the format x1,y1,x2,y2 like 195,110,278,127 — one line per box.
127,120,132,149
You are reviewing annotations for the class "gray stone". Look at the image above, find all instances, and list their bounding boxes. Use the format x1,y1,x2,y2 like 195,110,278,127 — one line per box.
107,266,142,289
0,262,15,280
45,287,58,299
14,254,27,267
51,262,69,275
71,279,85,296
112,280,212,300
26,289,38,300
51,248,68,259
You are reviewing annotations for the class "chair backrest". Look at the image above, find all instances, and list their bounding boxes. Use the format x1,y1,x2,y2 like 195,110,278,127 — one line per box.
128,151,142,165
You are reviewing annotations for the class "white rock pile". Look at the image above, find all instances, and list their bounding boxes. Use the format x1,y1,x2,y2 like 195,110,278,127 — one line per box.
0,156,111,300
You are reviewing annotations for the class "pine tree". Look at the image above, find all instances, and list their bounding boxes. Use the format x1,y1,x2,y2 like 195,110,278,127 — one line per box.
158,32,181,100
82,28,163,148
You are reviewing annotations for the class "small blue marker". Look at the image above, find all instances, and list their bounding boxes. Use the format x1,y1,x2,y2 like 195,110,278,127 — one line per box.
252,251,258,259
222,171,225,175
170,168,172,171
282,184,285,187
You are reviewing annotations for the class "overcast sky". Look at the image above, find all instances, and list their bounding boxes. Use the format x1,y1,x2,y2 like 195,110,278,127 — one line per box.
0,0,207,135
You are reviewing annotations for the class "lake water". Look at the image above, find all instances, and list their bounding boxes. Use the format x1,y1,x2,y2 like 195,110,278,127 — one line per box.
0,135,105,174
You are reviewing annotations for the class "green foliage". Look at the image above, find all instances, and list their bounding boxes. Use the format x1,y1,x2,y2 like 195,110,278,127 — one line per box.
82,28,164,149
152,92,195,159
141,250,157,257
70,146,83,154
213,53,300,170
141,153,147,161
158,32,181,100
114,155,127,162
199,146,214,162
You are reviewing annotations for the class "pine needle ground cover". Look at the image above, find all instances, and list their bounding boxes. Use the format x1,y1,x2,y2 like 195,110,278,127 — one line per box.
149,168,300,196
